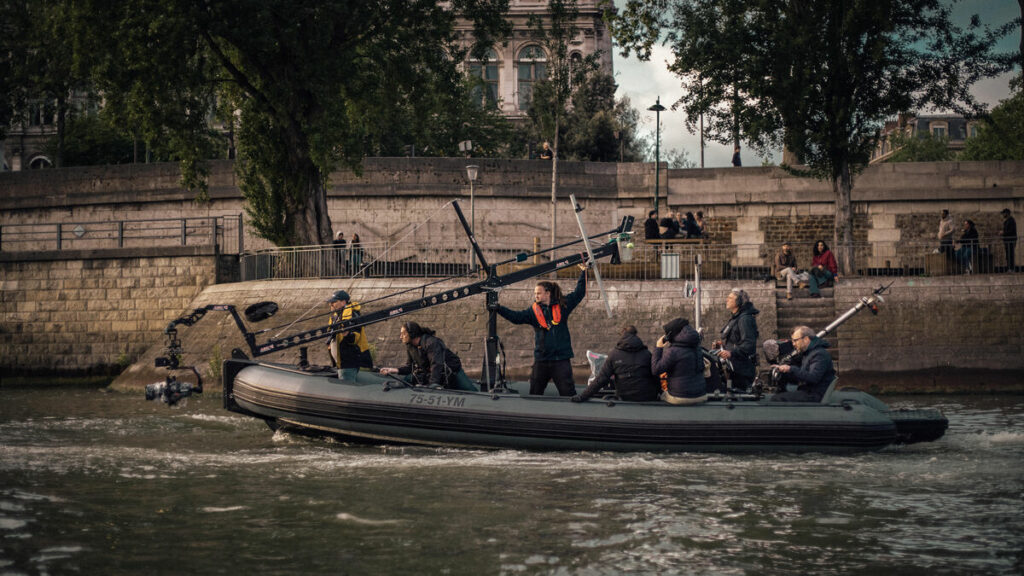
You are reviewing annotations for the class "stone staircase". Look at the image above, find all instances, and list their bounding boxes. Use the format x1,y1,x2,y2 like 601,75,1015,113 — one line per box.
775,284,839,365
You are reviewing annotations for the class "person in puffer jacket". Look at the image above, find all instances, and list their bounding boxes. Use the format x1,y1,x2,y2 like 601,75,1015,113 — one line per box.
651,317,707,405
572,325,659,402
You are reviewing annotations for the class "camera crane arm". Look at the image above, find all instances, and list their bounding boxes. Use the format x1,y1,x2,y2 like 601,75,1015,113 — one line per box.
159,201,633,362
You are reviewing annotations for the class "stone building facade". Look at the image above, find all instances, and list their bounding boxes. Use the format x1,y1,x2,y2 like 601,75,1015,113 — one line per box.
456,0,614,120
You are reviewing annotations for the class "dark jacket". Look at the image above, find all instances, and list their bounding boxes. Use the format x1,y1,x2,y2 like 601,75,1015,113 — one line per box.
960,224,979,247
578,333,658,401
1003,216,1018,241
397,333,464,388
785,337,836,401
651,324,706,399
720,301,759,379
659,217,678,239
644,217,661,240
497,271,586,362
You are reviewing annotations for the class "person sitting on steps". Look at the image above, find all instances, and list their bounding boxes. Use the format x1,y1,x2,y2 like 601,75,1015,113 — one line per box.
773,241,809,300
808,240,839,299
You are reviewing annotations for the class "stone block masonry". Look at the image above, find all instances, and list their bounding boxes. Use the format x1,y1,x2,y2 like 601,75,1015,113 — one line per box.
1,248,224,376
107,275,1024,392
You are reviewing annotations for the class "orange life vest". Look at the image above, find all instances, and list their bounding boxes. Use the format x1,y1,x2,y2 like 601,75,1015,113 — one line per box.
531,302,562,330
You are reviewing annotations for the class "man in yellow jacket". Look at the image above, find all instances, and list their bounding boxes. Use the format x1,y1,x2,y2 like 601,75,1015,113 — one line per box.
326,290,372,380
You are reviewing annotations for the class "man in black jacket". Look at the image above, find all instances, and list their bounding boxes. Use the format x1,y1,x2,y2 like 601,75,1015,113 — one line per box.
713,289,759,392
379,322,476,390
1002,209,1017,272
643,209,661,240
770,326,836,402
572,326,659,402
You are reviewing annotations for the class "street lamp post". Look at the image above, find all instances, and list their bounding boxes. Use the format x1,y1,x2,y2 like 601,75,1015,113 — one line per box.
647,97,666,213
466,164,479,269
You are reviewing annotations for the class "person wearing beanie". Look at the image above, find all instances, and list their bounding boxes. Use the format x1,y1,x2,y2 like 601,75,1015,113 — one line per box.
379,321,476,390
326,289,372,379
651,317,707,405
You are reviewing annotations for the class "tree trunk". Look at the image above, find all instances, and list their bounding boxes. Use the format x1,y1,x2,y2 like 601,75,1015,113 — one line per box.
288,161,333,246
832,161,855,276
55,93,66,168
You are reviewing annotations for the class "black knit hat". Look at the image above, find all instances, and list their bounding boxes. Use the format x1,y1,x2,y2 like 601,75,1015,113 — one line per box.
663,317,689,340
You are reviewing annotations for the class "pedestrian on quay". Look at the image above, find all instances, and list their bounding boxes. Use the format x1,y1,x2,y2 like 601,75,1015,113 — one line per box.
937,209,955,257
773,241,809,300
808,240,839,298
1001,209,1017,272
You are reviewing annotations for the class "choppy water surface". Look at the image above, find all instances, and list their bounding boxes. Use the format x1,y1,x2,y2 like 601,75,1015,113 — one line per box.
0,387,1021,575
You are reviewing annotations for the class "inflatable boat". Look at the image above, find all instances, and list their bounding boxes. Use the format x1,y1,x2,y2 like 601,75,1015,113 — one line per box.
221,360,947,452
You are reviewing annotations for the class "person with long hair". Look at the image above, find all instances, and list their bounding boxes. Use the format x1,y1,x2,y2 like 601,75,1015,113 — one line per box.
494,264,589,396
379,321,476,390
349,233,363,275
808,240,839,298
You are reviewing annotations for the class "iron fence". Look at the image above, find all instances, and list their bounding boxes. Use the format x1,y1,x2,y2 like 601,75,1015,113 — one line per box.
239,235,1019,282
0,214,244,254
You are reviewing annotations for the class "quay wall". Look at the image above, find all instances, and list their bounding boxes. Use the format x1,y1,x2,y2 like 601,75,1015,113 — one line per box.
107,276,1024,392
2,159,1022,269
0,248,231,376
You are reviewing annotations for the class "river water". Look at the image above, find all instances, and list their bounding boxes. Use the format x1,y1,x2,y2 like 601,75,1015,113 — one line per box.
0,386,1021,576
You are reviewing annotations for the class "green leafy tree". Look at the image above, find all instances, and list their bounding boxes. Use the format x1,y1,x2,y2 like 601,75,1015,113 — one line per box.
3,0,92,167
961,90,1024,160
609,0,1012,274
526,0,603,248
884,131,955,163
72,0,510,246
41,113,134,167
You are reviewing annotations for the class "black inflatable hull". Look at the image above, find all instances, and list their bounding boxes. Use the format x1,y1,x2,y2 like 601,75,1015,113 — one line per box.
223,360,946,453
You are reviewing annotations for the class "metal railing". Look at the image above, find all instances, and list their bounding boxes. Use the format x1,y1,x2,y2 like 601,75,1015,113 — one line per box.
0,214,244,254
239,236,1020,282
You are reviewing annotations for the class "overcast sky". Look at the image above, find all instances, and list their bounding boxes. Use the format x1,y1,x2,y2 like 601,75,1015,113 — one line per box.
612,0,1022,167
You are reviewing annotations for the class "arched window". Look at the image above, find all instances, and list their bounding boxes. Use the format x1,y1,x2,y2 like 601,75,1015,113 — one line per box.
468,49,499,109
28,156,53,169
517,45,547,111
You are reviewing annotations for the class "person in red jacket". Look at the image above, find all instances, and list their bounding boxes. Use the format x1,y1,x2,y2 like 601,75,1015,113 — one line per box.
808,240,839,298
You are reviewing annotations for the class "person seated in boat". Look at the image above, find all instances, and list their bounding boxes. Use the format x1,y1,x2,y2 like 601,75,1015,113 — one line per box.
571,325,659,403
326,290,372,380
493,263,589,396
770,325,835,402
712,288,760,393
651,317,707,405
379,321,477,391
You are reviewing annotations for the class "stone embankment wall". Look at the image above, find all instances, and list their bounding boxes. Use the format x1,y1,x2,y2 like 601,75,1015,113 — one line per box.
0,248,227,375
110,275,1024,392
2,159,1022,267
